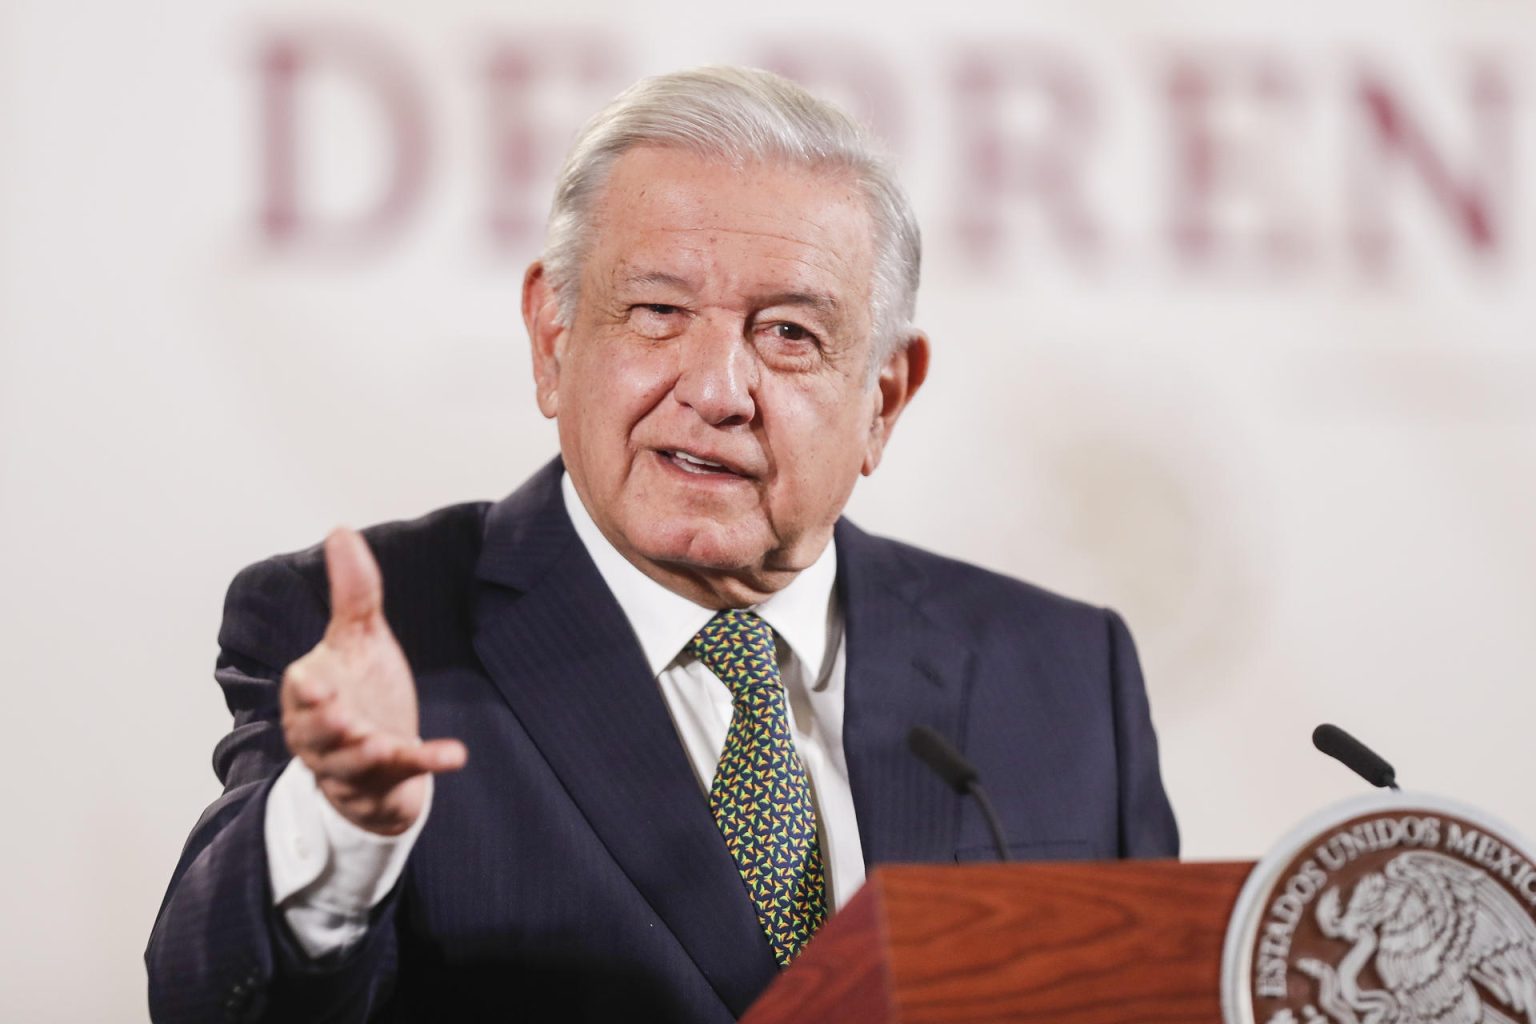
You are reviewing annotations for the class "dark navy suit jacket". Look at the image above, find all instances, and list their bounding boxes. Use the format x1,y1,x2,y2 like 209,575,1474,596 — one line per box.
146,459,1178,1022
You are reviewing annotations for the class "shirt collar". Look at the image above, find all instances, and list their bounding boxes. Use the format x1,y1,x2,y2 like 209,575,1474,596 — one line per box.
561,471,836,679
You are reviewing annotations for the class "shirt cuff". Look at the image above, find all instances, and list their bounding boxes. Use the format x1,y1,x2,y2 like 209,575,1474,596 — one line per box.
265,757,431,957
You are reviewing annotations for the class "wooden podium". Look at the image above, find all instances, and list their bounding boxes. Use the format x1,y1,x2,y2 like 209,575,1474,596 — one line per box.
742,860,1256,1024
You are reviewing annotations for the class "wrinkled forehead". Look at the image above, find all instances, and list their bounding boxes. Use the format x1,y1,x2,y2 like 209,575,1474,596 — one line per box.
581,146,878,312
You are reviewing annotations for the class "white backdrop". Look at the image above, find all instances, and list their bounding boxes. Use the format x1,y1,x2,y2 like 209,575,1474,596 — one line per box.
3,0,1534,1019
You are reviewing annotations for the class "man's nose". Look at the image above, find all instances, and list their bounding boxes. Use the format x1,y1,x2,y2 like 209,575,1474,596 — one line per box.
672,317,756,427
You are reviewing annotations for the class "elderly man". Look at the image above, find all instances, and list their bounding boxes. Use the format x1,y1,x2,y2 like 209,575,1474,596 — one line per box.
147,67,1177,1022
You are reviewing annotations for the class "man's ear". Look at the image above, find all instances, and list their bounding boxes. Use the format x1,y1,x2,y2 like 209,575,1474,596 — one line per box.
862,331,931,476
523,261,566,419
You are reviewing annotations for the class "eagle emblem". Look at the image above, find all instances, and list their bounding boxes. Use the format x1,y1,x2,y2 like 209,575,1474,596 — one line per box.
1287,851,1536,1024
1225,798,1536,1024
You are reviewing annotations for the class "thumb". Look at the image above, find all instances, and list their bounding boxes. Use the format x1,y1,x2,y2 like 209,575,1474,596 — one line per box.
324,526,384,630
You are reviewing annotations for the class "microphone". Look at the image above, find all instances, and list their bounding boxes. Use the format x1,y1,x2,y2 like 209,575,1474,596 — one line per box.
907,726,1011,862
1312,723,1400,790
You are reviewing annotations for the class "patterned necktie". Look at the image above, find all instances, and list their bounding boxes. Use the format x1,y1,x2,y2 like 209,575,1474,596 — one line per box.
689,609,828,966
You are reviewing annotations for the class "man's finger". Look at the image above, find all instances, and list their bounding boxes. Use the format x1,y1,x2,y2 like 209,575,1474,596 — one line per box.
285,703,365,758
419,738,468,773
312,734,467,785
282,660,335,710
324,526,384,631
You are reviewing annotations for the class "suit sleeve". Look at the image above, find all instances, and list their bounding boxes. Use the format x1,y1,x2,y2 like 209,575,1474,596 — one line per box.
1105,609,1180,858
145,557,402,1024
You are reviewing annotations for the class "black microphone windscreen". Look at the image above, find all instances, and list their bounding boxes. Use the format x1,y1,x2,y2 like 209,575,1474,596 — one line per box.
907,725,978,794
1312,723,1398,789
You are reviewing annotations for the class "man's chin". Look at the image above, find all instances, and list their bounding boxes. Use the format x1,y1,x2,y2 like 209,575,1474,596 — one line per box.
617,518,828,606
617,513,775,573
640,529,764,576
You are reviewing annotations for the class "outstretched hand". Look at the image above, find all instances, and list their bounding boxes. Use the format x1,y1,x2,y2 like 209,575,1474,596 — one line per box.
280,527,467,835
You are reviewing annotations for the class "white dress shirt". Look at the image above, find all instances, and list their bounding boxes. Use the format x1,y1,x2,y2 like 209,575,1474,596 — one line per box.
265,473,866,958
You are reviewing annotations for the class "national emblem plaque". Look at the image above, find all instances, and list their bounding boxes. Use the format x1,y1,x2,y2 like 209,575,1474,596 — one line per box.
1222,793,1536,1024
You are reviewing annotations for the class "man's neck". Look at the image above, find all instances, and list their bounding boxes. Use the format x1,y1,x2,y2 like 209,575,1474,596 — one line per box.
560,471,836,677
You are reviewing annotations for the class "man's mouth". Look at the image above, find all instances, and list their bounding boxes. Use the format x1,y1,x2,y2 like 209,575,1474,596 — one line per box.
660,449,743,477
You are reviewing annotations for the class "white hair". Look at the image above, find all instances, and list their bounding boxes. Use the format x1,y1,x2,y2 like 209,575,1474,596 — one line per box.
541,66,922,366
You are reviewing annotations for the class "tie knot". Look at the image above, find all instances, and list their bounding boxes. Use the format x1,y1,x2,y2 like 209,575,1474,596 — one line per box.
689,609,780,698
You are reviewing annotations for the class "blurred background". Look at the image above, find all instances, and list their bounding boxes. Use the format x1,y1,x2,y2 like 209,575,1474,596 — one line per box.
2,0,1533,1018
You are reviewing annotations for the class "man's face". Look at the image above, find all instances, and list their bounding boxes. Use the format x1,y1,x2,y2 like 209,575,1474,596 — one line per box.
524,146,926,606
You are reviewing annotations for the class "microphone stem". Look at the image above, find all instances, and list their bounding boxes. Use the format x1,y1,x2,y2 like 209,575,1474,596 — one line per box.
967,782,1011,863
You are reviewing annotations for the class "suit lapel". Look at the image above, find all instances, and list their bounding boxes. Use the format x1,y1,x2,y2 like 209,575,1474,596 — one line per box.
471,462,778,1017
837,519,972,866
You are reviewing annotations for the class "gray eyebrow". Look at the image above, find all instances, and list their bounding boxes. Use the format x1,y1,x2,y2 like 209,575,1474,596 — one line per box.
620,271,696,290
618,274,844,322
754,291,842,316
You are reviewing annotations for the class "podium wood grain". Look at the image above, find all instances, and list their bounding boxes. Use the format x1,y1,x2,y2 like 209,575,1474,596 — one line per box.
742,860,1255,1024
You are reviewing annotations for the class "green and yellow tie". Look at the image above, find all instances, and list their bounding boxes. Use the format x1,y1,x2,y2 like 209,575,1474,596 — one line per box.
690,609,828,966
